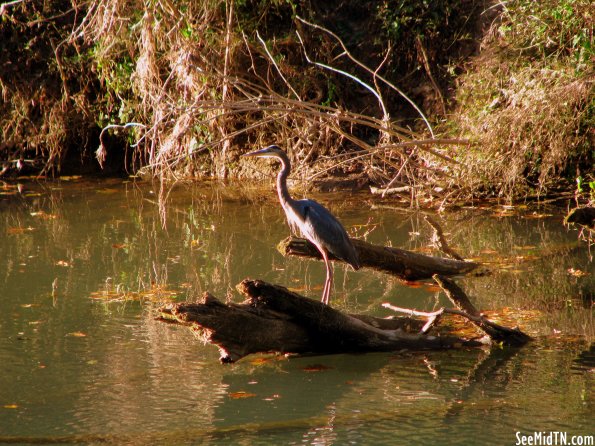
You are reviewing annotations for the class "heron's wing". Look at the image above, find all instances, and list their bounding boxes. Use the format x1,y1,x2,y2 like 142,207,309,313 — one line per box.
297,200,360,269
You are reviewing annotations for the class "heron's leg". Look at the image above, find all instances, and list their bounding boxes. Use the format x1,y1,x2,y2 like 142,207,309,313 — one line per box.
320,250,333,305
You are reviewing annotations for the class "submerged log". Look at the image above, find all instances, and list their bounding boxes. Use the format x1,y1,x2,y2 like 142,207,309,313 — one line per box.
277,236,484,281
158,279,487,363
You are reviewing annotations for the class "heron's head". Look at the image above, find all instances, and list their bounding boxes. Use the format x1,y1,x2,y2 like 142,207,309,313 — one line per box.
242,145,285,159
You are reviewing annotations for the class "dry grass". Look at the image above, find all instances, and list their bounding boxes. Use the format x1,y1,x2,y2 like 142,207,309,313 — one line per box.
80,0,463,200
448,0,594,200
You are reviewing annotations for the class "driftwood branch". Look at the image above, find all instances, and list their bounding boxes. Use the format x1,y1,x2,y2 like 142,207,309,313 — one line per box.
157,279,485,363
383,275,532,346
432,275,532,345
277,236,483,281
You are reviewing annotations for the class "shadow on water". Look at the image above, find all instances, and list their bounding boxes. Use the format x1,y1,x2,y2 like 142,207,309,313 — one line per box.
0,179,592,444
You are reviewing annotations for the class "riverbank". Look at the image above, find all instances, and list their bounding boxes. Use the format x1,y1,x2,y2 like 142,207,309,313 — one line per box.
1,0,592,205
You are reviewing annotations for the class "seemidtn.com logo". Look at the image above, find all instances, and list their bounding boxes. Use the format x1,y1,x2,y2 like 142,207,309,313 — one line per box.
516,432,594,446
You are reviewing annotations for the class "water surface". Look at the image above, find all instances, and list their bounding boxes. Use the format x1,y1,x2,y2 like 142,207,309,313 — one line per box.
0,179,592,445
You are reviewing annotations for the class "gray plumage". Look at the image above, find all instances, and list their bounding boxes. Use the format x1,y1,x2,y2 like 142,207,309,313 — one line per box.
242,145,359,305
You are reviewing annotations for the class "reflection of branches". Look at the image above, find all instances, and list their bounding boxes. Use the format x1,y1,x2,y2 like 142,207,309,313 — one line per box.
442,347,523,421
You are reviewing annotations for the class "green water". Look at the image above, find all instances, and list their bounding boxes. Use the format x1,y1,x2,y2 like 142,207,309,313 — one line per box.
0,179,592,445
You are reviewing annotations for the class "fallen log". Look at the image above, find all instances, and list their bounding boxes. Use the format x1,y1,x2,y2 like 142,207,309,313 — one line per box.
157,279,491,363
277,236,484,281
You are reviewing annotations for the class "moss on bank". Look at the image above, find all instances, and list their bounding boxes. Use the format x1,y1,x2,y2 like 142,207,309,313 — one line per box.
0,0,592,204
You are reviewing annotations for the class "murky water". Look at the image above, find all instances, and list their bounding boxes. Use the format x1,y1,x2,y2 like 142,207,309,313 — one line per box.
0,179,592,445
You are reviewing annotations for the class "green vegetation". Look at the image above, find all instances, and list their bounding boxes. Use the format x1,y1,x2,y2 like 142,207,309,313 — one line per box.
0,0,592,204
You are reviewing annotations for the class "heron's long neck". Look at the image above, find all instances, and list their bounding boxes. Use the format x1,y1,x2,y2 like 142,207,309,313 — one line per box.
275,153,293,208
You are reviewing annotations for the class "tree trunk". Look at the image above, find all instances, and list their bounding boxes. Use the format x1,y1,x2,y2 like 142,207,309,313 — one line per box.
158,279,486,363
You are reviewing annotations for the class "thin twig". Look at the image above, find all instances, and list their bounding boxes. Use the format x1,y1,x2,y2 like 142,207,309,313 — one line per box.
296,16,434,137
257,31,301,101
296,31,388,119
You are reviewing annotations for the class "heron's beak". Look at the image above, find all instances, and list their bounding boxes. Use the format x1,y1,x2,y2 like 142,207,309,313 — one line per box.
242,147,271,158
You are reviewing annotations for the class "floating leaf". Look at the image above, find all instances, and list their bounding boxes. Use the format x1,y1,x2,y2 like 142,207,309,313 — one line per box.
89,285,179,303
55,260,70,267
111,243,127,249
567,268,589,277
250,357,272,365
7,227,35,235
3,404,18,409
303,364,332,372
422,284,443,293
66,331,87,337
228,391,256,399
525,213,553,219
492,211,516,218
30,211,57,220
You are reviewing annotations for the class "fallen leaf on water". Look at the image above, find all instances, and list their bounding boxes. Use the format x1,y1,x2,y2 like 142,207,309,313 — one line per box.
402,281,424,289
7,227,35,235
3,405,18,409
567,268,589,277
525,213,553,219
250,357,272,366
515,255,540,261
55,260,70,267
66,331,87,337
60,175,82,181
89,285,179,303
492,211,516,218
303,364,332,372
30,211,57,220
422,284,443,293
111,243,127,249
228,391,256,399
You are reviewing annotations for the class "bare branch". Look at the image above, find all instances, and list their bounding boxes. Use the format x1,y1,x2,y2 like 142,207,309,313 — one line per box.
296,16,434,137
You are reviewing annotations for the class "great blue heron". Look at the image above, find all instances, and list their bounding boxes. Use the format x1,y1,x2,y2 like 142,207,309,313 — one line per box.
242,145,360,305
